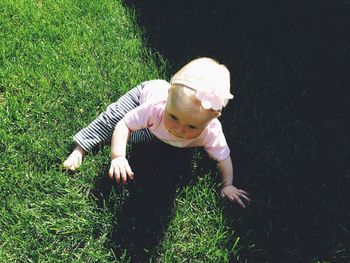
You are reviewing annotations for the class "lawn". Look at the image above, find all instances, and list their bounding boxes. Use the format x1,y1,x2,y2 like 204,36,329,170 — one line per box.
1,0,349,262
0,0,243,261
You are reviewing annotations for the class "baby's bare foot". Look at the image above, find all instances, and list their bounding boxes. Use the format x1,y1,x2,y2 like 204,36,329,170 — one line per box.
63,145,85,171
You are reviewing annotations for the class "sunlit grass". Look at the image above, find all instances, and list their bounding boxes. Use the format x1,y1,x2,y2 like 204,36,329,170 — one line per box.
1,0,242,261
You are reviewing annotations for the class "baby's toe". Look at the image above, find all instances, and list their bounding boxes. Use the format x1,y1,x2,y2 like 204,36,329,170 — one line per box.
63,157,80,171
63,159,73,170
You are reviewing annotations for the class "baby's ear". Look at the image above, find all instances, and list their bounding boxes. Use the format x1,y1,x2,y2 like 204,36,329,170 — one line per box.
213,110,221,118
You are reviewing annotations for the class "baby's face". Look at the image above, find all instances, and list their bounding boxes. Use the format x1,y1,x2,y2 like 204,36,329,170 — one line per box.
164,87,219,139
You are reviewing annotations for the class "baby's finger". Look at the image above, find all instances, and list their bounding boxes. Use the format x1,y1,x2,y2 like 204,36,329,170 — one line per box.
108,166,114,179
114,167,121,184
221,191,226,198
238,189,249,196
120,167,127,185
125,165,134,180
239,192,251,202
227,194,238,204
234,195,246,208
227,194,235,203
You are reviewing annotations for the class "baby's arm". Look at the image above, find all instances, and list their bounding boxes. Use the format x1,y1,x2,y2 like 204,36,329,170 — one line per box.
109,119,134,185
217,156,250,207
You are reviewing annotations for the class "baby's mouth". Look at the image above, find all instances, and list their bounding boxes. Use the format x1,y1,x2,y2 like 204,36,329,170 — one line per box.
169,130,183,138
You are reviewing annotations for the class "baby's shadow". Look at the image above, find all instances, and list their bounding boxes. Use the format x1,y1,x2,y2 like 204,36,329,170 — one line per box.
93,142,196,261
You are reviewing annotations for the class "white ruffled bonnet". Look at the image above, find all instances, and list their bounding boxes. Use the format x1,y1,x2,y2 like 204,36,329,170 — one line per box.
170,58,233,111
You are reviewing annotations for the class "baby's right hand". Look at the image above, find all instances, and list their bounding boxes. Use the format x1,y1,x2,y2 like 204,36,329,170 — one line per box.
108,156,134,185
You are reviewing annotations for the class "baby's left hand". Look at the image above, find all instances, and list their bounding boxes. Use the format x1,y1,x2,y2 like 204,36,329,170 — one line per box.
221,185,251,208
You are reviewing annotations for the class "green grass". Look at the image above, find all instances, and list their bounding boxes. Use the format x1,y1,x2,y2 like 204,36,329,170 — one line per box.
0,0,243,261
157,175,241,262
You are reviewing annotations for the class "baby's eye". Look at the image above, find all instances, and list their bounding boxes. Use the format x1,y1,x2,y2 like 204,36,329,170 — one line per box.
170,114,178,120
188,125,198,129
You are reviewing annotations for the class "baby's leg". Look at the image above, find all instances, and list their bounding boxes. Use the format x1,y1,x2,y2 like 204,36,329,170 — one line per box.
73,83,146,151
63,103,119,171
73,101,122,152
63,82,146,171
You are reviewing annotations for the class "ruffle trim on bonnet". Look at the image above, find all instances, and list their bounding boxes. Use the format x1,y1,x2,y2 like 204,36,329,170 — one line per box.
170,74,233,111
170,58,233,111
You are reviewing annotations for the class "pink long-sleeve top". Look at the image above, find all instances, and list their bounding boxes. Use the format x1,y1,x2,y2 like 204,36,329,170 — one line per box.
123,80,230,162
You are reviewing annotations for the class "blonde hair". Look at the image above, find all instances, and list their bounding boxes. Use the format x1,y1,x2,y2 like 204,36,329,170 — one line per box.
168,84,201,112
170,57,232,109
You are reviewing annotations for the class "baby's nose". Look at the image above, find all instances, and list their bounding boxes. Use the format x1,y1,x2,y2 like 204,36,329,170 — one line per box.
179,125,188,133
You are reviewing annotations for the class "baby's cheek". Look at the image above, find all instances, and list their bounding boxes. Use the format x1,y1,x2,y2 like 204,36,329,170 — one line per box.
163,117,171,130
186,129,202,139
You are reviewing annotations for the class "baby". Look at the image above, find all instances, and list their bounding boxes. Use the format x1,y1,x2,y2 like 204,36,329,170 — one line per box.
64,57,250,207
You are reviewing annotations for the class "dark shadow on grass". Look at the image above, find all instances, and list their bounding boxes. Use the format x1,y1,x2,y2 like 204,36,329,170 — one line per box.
93,141,197,261
124,0,350,262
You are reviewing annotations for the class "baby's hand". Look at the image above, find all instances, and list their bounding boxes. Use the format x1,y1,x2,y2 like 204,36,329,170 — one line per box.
109,156,134,185
221,185,251,208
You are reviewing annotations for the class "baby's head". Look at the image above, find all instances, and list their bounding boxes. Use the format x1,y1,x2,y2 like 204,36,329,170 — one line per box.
164,57,233,139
